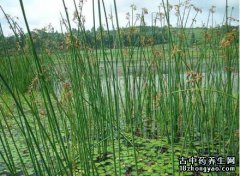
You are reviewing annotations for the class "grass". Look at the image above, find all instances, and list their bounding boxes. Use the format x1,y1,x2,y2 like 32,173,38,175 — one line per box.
0,0,239,175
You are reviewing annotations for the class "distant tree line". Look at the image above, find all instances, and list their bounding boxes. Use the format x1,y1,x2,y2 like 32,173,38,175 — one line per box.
0,26,169,55
0,25,238,56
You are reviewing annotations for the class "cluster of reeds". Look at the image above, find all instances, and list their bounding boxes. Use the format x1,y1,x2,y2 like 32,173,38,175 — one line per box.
0,0,238,175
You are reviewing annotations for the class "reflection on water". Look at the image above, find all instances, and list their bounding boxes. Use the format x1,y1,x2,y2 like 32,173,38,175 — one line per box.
54,69,238,100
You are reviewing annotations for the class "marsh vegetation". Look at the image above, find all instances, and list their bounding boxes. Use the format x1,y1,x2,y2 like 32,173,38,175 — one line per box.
0,0,239,175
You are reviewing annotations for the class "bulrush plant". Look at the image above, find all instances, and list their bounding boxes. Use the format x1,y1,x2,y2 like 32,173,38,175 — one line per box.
0,0,239,175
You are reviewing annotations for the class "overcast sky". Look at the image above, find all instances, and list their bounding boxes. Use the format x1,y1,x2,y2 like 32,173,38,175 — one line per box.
0,0,239,36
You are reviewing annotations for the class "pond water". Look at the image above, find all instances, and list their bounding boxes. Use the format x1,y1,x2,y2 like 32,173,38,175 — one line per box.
52,61,238,139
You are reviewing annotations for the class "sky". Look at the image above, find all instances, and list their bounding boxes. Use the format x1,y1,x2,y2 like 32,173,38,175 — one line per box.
0,0,239,36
